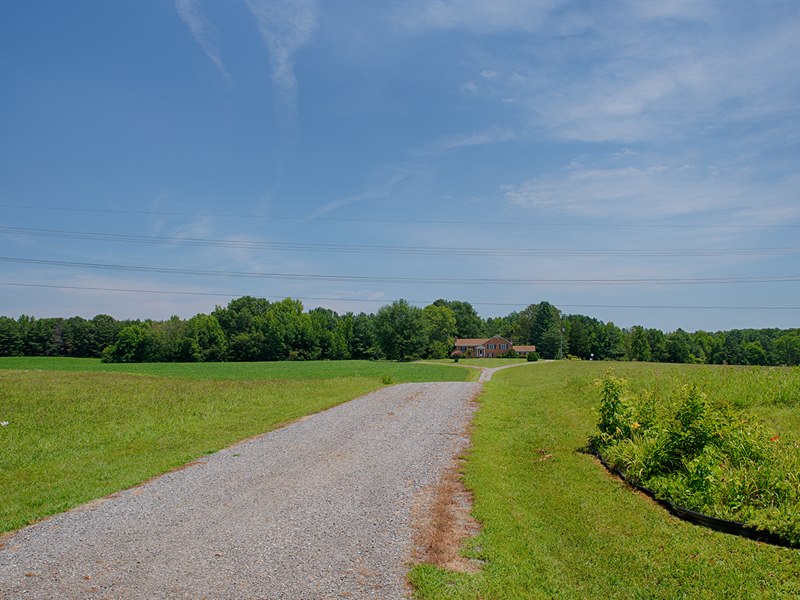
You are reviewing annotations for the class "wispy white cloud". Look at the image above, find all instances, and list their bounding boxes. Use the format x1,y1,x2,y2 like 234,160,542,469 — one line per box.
306,169,408,220
613,148,638,158
627,0,715,21
502,156,800,225
393,0,561,33
514,165,728,218
421,127,516,153
174,0,229,81
245,0,318,120
449,4,800,144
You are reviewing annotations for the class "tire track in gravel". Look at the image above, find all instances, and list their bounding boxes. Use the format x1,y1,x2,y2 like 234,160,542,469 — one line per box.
0,381,480,600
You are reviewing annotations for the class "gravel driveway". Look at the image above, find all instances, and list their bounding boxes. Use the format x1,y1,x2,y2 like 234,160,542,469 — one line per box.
0,382,480,599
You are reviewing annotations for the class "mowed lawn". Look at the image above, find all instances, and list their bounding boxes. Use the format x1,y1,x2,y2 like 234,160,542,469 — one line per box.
0,358,470,534
411,361,800,599
424,358,528,368
0,356,472,382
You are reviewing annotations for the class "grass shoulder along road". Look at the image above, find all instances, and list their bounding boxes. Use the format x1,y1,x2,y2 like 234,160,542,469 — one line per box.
0,358,470,534
410,361,800,599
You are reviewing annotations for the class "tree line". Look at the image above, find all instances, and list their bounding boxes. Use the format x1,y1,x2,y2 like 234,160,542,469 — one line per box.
0,296,798,366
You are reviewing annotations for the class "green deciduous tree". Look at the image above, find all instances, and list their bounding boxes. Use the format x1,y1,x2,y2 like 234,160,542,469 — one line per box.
627,326,652,362
594,321,625,360
374,299,427,361
517,302,563,359
423,304,457,358
0,316,22,356
772,332,800,365
90,314,121,357
741,340,767,365
566,316,592,359
485,313,517,340
103,323,152,363
349,312,380,359
666,329,692,364
434,299,484,338
187,314,227,361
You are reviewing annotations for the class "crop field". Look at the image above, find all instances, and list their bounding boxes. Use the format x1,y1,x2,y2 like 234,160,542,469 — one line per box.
0,358,469,534
411,361,800,599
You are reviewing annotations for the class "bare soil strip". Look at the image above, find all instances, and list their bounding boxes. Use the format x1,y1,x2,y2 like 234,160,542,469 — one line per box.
411,455,482,574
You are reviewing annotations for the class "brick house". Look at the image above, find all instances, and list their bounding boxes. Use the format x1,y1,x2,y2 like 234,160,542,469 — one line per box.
453,336,536,358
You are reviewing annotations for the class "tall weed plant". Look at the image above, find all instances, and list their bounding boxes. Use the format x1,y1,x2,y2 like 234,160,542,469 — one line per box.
591,371,800,545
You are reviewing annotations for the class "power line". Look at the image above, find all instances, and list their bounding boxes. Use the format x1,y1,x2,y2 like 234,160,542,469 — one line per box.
2,225,800,258
2,255,800,286
2,203,798,230
2,281,799,311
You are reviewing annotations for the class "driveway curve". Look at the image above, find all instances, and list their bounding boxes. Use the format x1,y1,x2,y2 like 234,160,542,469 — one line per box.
0,382,480,599
477,359,551,382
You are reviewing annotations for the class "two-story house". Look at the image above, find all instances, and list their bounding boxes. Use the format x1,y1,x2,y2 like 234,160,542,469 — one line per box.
453,336,536,358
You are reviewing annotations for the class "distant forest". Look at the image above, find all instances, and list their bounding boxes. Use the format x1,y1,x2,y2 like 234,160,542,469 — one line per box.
0,297,798,366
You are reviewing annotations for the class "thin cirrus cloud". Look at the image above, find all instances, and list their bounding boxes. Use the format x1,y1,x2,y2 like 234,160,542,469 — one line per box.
175,0,319,117
392,0,559,33
501,158,800,225
421,127,516,154
174,0,230,81
245,0,319,120
305,169,409,221
430,2,800,146
501,158,733,220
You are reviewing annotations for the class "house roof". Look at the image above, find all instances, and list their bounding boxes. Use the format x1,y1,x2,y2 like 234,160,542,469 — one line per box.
454,338,488,347
455,336,513,347
513,345,537,352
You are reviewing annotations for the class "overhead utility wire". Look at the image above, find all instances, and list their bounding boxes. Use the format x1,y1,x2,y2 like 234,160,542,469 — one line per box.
1,226,799,258
3,256,800,286
1,203,797,230
2,281,798,311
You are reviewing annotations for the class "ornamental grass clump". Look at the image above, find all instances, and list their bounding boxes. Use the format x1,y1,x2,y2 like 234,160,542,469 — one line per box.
591,371,800,545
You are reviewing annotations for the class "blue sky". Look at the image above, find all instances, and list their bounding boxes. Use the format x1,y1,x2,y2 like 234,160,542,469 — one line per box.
1,0,799,332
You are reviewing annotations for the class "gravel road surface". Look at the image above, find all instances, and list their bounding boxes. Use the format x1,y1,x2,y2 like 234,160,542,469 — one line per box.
477,360,549,382
0,382,480,599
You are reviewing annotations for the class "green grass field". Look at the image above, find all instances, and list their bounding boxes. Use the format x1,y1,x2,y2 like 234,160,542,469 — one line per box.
424,358,528,368
0,358,470,534
6,357,799,595
0,357,472,382
410,361,800,599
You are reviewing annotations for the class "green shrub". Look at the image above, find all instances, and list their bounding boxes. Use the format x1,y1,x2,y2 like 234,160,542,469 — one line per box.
593,371,641,444
591,372,800,544
527,352,540,362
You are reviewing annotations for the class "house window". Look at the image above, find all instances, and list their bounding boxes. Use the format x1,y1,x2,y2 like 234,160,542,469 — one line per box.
488,344,496,350
501,344,507,350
